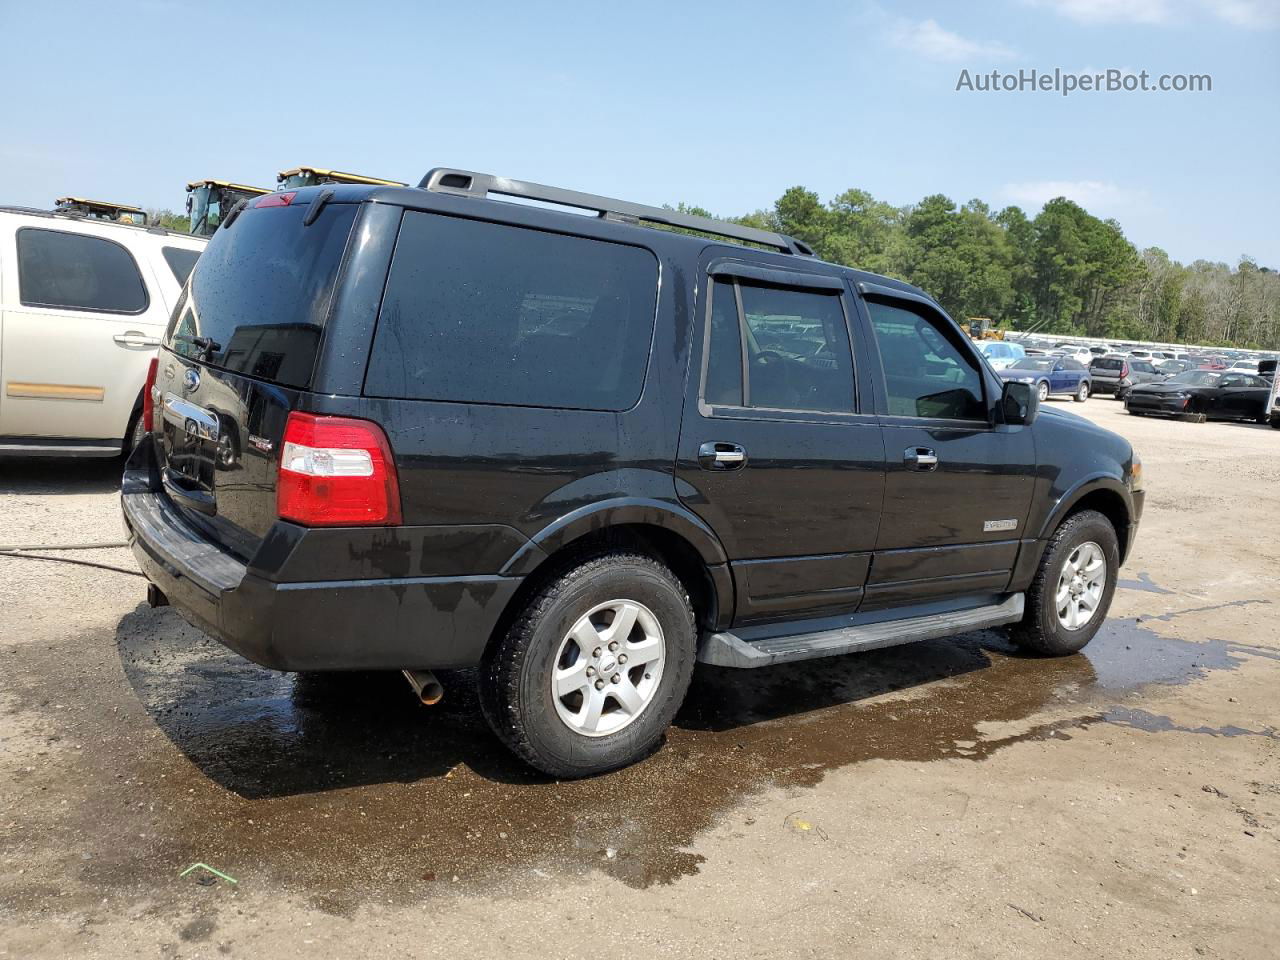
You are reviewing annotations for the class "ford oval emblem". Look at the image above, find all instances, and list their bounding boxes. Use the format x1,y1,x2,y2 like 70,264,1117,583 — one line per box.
183,368,201,392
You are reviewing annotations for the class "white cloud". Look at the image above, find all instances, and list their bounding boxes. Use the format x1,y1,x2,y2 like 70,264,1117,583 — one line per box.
997,180,1147,213
1024,0,1279,26
890,18,1018,62
1203,0,1280,27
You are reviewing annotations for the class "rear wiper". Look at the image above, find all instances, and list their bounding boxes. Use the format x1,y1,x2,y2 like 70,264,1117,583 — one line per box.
173,334,222,357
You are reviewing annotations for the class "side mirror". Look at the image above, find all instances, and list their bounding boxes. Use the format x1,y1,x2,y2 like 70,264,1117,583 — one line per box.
1002,380,1038,425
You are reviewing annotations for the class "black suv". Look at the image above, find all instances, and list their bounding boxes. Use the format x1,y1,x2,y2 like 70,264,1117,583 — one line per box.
123,169,1145,777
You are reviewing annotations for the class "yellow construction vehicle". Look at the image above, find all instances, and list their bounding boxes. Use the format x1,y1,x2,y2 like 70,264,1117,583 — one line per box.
186,180,272,236
276,166,405,189
53,197,147,226
962,317,1005,340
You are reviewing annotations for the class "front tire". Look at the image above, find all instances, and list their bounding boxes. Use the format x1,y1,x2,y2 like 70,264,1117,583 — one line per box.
1037,380,1050,403
1074,381,1090,403
479,552,696,778
1010,509,1119,657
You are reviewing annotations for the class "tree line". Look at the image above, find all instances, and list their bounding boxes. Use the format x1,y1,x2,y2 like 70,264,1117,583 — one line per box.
681,189,1277,350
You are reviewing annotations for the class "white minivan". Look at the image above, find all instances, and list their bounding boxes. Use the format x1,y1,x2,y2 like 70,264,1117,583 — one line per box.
0,207,205,456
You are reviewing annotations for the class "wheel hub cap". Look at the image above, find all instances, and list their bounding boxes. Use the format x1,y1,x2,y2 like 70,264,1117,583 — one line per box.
551,599,666,738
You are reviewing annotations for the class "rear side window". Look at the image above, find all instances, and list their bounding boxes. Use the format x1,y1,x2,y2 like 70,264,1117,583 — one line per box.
868,300,986,420
161,246,201,285
167,201,358,388
364,212,659,411
16,228,148,314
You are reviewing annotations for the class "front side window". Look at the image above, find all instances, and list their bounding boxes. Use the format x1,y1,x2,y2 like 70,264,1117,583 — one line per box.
701,276,855,414
16,228,148,314
868,300,986,420
364,212,659,411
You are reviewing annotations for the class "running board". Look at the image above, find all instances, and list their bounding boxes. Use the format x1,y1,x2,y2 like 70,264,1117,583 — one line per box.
698,594,1025,669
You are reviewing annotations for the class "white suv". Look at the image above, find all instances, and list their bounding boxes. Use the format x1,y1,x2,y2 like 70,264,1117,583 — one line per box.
0,206,205,456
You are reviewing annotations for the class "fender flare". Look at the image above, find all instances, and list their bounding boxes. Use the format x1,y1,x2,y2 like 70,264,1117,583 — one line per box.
1036,472,1133,543
501,496,731,574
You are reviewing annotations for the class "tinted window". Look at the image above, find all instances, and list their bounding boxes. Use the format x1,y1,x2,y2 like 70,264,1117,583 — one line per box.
731,283,854,412
365,212,658,411
167,201,358,388
868,301,985,420
1169,371,1220,386
16,228,148,314
1063,358,1085,371
1091,357,1123,371
162,246,201,285
1133,361,1156,373
703,278,743,406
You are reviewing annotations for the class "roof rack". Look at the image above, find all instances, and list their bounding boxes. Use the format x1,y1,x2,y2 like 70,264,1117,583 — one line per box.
418,167,815,257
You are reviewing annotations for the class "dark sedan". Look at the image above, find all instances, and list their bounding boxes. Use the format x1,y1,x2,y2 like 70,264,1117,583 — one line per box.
997,356,1092,402
1125,370,1274,422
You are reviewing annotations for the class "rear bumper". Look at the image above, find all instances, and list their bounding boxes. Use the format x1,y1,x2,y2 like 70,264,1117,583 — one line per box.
121,472,523,672
1089,379,1123,395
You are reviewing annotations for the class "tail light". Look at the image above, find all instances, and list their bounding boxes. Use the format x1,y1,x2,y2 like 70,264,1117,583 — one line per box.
1121,362,1130,377
142,357,159,432
276,412,402,527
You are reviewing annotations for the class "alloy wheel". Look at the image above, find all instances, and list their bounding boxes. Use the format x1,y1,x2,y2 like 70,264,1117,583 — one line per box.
1055,541,1106,630
551,599,666,737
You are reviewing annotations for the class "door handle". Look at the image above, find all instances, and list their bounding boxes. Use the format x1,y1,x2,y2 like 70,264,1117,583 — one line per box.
904,446,939,471
113,331,161,348
698,441,748,471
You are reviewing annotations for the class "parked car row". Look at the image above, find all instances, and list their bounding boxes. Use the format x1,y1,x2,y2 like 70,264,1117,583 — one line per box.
1126,370,1279,426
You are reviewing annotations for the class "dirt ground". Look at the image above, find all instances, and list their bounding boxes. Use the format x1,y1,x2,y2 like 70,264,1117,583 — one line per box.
1,400,1277,959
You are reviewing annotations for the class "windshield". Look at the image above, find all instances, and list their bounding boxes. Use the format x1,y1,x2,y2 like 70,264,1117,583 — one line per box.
1168,371,1221,386
1010,358,1053,371
279,172,319,189
188,184,213,235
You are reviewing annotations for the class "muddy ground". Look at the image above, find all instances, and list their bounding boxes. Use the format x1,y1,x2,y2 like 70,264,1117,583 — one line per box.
1,400,1277,959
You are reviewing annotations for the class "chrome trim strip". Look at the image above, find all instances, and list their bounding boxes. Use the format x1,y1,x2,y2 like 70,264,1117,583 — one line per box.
161,393,220,442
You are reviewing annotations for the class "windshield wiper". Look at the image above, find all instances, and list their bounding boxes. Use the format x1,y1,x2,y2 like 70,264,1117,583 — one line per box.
173,334,222,357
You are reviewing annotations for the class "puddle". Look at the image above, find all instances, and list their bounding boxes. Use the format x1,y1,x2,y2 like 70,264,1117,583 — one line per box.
2,602,1272,913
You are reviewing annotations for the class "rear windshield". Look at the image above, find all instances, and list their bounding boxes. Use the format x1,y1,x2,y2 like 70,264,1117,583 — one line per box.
364,211,659,411
164,200,358,388
1091,357,1124,371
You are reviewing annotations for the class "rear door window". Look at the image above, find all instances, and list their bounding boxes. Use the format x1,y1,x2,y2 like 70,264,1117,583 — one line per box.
166,200,358,388
364,212,659,411
705,281,855,413
16,228,148,314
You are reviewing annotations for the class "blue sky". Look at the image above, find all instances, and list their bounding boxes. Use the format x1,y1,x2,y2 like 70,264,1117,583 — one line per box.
1,0,1276,266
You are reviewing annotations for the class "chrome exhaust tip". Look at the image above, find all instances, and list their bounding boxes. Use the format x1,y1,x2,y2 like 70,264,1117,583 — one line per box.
402,668,443,706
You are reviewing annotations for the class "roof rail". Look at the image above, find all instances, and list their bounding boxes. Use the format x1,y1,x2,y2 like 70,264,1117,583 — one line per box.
418,168,815,256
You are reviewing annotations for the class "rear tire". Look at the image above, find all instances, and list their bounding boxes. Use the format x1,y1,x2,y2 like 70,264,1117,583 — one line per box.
1010,510,1119,657
1073,381,1090,403
121,411,145,459
1270,415,1280,430
479,552,696,778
